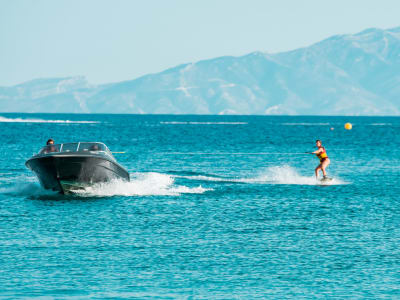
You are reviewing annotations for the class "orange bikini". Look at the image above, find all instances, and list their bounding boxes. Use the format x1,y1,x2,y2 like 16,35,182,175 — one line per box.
316,147,328,163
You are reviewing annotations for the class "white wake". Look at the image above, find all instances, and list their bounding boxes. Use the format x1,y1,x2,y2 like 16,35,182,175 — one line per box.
0,172,211,198
75,172,211,197
0,116,99,123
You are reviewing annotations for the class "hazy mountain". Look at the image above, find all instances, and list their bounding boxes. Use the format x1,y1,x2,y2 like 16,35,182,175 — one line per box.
1,27,400,115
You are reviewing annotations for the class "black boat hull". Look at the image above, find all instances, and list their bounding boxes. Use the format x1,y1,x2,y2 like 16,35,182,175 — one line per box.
25,154,130,194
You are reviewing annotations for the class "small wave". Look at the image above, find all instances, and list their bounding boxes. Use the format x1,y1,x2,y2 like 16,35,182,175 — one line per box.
0,181,56,196
178,166,347,186
175,174,234,183
160,121,247,125
369,123,392,126
75,172,212,197
281,123,330,126
0,116,99,123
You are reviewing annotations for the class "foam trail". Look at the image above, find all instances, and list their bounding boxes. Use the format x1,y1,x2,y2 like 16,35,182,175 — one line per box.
0,116,99,123
245,166,320,185
252,166,347,185
75,172,212,197
0,173,211,198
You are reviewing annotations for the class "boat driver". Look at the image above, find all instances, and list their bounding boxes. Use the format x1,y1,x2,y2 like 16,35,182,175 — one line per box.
45,139,57,153
90,144,100,151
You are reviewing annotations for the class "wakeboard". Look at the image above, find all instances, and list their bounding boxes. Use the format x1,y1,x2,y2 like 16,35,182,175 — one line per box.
319,177,333,183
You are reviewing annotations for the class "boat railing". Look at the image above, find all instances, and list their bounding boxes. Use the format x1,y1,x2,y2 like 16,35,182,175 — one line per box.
39,142,113,158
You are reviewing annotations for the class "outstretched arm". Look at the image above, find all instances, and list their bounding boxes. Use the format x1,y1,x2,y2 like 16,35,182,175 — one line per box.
310,149,323,155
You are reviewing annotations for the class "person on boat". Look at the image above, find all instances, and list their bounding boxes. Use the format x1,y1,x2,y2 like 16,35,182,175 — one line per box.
90,144,99,151
45,139,57,153
309,140,330,179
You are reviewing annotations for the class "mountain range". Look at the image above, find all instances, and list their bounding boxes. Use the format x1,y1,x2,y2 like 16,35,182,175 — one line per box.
1,27,400,115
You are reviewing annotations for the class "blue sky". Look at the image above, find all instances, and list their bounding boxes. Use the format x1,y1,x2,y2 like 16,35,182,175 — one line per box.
1,0,399,86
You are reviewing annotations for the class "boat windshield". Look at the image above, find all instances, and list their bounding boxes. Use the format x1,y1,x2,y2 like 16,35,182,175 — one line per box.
38,142,112,157
78,142,109,153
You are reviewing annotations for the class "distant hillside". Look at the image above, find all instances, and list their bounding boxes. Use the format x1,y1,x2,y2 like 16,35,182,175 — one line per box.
1,27,400,115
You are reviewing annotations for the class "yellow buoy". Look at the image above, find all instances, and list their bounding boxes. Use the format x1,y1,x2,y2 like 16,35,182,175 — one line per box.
344,123,352,130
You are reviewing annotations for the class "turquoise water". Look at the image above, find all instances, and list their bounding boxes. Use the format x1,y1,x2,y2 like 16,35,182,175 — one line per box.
0,114,399,298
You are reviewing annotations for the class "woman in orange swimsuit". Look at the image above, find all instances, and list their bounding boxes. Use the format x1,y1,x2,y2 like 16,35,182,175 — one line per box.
309,140,330,179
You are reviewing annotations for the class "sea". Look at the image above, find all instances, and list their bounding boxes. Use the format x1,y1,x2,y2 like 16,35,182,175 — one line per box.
0,113,399,299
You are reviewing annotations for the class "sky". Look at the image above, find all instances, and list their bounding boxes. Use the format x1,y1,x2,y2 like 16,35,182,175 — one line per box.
1,0,400,86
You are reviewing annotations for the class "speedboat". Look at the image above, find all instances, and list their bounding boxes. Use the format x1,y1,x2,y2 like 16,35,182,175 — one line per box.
25,142,130,194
